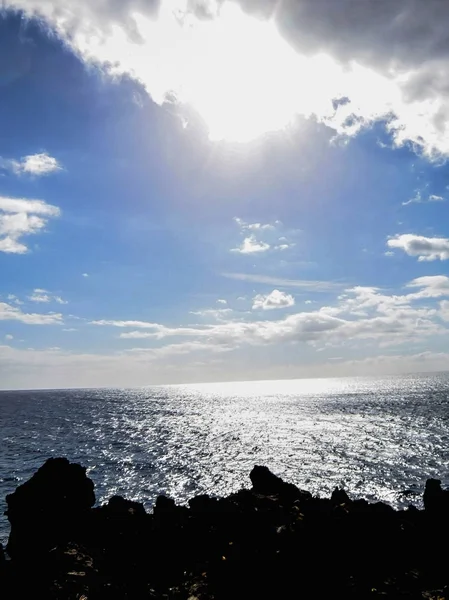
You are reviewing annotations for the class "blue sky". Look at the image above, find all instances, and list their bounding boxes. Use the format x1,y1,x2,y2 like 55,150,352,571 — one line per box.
1,1,449,389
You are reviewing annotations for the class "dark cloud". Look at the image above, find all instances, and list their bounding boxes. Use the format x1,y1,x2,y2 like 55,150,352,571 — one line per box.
236,0,449,70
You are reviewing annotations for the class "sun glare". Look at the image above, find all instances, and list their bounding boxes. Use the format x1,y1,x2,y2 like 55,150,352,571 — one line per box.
75,0,397,144
174,3,305,142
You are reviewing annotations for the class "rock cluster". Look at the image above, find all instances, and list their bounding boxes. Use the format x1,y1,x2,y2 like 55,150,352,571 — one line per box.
1,458,449,599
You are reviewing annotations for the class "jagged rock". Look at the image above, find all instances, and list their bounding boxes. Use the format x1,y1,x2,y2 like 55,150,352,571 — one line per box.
155,495,177,514
423,478,449,514
249,465,311,504
189,495,219,513
331,487,351,505
6,457,95,559
106,495,146,516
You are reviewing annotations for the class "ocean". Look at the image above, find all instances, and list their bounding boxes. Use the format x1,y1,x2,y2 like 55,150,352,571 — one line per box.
1,373,449,544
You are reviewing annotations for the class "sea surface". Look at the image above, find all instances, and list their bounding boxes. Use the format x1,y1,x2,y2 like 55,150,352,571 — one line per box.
1,373,449,544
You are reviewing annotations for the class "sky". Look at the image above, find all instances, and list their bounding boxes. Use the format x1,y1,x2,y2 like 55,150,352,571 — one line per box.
1,0,449,389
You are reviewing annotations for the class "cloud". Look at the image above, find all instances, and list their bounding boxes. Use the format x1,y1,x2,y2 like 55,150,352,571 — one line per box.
231,235,270,254
0,196,61,254
7,294,23,305
28,289,68,304
28,289,51,303
6,0,449,156
5,334,13,340
0,302,63,325
82,273,89,278
439,300,449,322
222,272,340,291
3,342,449,390
402,191,446,205
1,152,62,176
91,319,161,329
88,273,449,360
125,340,231,358
190,308,233,320
100,294,443,349
406,275,449,298
252,289,295,310
322,351,449,378
234,217,277,231
231,218,294,254
5,272,449,387
217,299,227,305
0,340,234,390
387,234,449,261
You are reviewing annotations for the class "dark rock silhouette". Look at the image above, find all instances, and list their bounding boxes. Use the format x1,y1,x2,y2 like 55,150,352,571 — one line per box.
2,458,449,599
5,457,95,559
250,464,312,502
423,478,449,516
331,486,351,505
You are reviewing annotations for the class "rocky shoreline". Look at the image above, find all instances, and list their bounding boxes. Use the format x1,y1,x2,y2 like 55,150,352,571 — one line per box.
1,458,448,599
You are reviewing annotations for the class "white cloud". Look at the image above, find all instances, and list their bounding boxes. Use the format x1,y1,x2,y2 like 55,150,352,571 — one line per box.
82,273,89,278
217,299,227,305
232,218,294,254
91,319,161,329
92,274,449,355
439,300,449,321
190,308,232,320
7,294,23,305
387,234,449,261
406,275,449,298
234,217,277,231
252,289,295,310
0,302,63,325
222,272,340,291
5,0,449,156
28,289,68,304
2,152,62,176
63,328,77,332
28,289,50,303
4,273,449,388
0,198,60,216
231,235,270,254
402,191,446,206
0,196,61,254
5,334,13,340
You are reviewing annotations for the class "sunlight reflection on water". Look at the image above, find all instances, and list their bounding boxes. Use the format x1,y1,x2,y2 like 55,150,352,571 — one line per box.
1,373,449,542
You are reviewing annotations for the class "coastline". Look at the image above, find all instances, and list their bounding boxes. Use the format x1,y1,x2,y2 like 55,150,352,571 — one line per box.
1,458,449,599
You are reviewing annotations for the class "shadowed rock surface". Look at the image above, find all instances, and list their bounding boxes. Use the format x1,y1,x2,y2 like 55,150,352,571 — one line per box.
1,458,449,599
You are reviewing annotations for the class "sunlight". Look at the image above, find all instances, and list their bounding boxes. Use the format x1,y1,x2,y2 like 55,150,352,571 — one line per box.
72,0,402,144
76,0,345,142
171,2,308,142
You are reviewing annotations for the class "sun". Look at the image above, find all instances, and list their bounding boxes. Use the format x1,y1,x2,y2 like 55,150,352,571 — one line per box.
171,2,304,142
120,0,327,143
80,0,357,143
